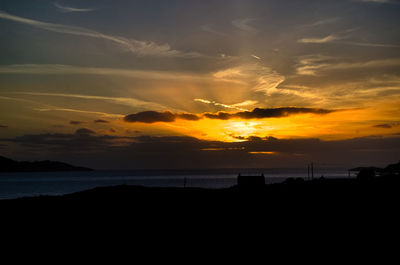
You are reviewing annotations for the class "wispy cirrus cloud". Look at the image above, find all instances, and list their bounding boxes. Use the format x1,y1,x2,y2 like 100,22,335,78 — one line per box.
340,41,400,48
0,93,128,119
212,63,320,101
296,55,400,75
213,64,288,97
200,24,228,37
232,18,259,33
0,10,201,58
15,92,168,111
304,17,341,27
298,34,342,44
53,2,96,12
194,99,258,111
34,107,124,118
298,29,399,48
0,64,211,81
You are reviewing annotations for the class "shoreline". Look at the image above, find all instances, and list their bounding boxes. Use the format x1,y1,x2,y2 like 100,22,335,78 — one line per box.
1,175,398,204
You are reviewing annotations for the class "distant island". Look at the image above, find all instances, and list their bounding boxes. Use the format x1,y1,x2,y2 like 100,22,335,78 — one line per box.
0,156,92,172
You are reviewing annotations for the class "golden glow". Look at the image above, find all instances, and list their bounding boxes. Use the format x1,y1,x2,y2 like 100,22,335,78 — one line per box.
121,103,400,142
249,152,277,155
201,147,246,151
224,121,264,139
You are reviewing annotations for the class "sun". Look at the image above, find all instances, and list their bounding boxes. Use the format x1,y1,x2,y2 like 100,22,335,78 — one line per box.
224,121,264,141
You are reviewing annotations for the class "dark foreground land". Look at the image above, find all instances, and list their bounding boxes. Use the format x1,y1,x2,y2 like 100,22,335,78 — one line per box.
2,174,399,211
2,161,399,232
2,173,399,248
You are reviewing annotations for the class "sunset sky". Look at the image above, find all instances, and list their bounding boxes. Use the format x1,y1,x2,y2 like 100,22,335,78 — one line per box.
0,0,399,169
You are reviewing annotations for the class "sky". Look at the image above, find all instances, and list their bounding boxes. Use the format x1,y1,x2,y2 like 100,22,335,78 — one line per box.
0,0,399,169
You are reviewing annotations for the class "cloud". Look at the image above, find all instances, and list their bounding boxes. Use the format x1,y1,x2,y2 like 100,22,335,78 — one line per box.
298,34,341,44
328,57,400,70
0,64,218,83
304,17,341,27
1,133,399,169
340,41,400,48
34,107,124,118
75,128,96,135
124,107,336,123
194,99,256,111
200,24,227,37
296,55,400,75
53,2,96,12
232,18,259,33
177,113,202,121
373,124,392,128
203,112,232,120
232,100,259,107
298,32,399,48
297,29,399,48
373,122,400,129
94,119,110,124
124,111,201,123
0,132,136,156
0,10,201,58
204,107,335,120
14,91,168,111
70,120,85,125
213,64,286,96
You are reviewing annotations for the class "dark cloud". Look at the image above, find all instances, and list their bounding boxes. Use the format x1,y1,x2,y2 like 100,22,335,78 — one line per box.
231,135,265,141
374,124,392,129
124,111,176,123
373,122,400,129
75,128,96,135
1,132,399,170
204,112,232,120
70,120,85,125
206,108,335,120
94,119,110,124
176,113,201,121
237,108,334,119
124,111,201,123
124,108,336,123
0,132,134,156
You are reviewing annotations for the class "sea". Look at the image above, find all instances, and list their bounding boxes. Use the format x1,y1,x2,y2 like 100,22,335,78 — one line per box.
0,168,352,200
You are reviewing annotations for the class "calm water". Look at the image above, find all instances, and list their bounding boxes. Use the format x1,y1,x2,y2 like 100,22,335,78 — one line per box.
0,168,350,200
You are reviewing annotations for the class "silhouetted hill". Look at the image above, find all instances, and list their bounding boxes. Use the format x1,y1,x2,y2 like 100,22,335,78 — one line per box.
384,161,400,174
0,156,92,172
2,171,399,206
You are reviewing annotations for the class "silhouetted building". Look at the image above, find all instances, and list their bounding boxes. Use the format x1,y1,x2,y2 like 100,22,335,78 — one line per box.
237,174,265,188
357,168,376,180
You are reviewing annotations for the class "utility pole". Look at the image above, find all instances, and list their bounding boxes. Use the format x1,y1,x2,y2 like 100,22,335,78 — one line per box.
311,162,314,180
